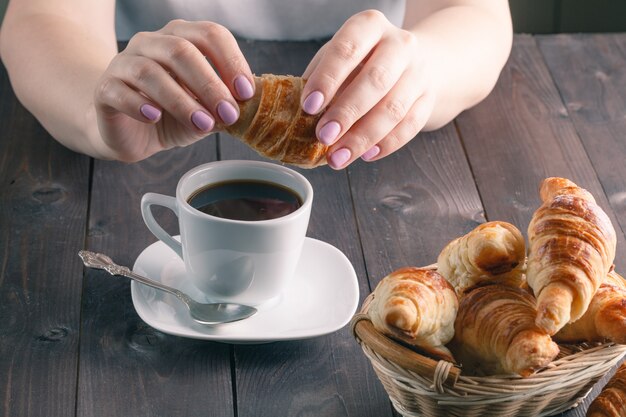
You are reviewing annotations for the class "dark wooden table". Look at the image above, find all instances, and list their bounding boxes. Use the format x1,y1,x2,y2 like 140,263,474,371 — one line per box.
1,33,625,417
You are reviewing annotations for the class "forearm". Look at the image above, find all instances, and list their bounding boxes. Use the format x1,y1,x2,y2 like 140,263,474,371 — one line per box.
0,9,117,158
404,1,513,130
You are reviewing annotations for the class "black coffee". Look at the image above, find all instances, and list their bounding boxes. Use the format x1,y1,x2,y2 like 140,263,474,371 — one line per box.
187,180,303,221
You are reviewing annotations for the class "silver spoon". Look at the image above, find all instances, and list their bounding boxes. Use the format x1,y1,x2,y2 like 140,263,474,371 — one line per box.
78,250,257,325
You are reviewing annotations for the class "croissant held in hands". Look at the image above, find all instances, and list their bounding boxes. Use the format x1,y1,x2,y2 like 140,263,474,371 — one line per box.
224,74,329,168
367,267,458,362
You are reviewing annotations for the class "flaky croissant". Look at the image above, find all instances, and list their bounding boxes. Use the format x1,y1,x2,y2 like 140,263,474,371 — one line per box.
586,363,626,417
225,74,328,168
451,284,559,377
606,270,626,290
554,271,626,344
368,267,458,361
527,177,617,335
437,221,526,296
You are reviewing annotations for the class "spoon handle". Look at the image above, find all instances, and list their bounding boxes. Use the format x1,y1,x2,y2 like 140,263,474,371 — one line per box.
78,250,187,302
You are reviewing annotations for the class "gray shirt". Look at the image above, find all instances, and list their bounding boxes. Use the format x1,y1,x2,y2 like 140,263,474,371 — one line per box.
116,0,406,41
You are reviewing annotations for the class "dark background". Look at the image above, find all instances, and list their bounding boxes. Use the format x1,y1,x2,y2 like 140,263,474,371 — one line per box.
509,0,626,33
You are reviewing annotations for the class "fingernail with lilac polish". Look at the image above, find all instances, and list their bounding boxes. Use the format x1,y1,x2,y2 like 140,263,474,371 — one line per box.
234,75,254,100
361,145,381,161
318,121,341,145
217,101,239,125
140,104,161,121
191,110,215,132
302,91,324,115
329,148,351,169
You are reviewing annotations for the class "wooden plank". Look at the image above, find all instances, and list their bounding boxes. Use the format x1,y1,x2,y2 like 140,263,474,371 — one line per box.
0,64,90,416
456,34,626,270
220,40,394,417
537,34,626,416
455,34,626,417
78,140,235,417
347,126,485,281
538,33,626,269
346,120,484,416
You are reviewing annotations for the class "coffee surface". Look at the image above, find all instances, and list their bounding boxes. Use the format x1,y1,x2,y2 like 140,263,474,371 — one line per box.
188,180,302,221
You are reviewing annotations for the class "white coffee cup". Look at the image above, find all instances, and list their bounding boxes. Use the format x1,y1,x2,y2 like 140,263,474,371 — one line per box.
140,160,313,306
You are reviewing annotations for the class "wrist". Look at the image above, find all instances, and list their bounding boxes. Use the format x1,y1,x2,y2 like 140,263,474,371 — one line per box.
404,32,444,130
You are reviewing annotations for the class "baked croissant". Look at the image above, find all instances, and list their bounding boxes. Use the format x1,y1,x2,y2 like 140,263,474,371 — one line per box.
225,74,328,168
606,270,626,290
554,271,626,344
437,221,526,296
527,177,617,335
368,267,458,361
586,363,626,417
451,284,559,377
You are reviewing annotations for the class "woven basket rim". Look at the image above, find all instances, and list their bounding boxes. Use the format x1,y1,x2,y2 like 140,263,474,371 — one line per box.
355,325,625,392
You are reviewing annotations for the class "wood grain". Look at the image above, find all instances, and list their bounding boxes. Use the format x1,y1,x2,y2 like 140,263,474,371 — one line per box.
455,33,626,417
0,64,90,416
219,40,394,417
537,33,626,417
538,33,626,268
78,140,236,417
347,125,485,288
346,118,484,417
456,34,626,271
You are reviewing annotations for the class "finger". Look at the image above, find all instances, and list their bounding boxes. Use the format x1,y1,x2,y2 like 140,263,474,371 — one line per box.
127,32,240,126
362,91,435,163
109,55,216,133
302,43,327,80
160,20,255,101
324,69,421,169
303,44,365,97
301,10,388,115
95,77,163,123
315,34,413,147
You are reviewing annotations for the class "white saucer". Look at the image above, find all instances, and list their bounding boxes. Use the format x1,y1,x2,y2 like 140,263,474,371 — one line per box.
131,237,359,343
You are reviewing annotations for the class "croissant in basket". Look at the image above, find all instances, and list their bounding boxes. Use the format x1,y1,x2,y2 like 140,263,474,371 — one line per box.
554,270,626,345
527,177,617,335
224,74,328,168
451,284,559,377
606,270,626,290
367,267,458,362
586,362,626,417
437,221,526,296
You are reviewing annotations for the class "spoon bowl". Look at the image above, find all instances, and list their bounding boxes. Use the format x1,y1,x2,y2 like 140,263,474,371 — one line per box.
78,250,257,325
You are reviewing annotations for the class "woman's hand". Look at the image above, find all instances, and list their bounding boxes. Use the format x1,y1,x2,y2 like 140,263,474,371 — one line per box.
94,19,255,162
301,10,436,169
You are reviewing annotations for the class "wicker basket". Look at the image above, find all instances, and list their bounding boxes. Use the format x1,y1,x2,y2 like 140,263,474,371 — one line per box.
352,281,626,417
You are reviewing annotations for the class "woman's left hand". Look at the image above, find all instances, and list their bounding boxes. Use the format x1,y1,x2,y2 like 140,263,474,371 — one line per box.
301,9,436,169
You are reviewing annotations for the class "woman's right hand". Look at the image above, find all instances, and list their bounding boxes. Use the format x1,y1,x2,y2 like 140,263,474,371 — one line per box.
94,19,255,162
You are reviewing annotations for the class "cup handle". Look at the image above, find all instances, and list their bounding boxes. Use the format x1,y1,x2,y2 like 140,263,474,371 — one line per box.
140,193,183,258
